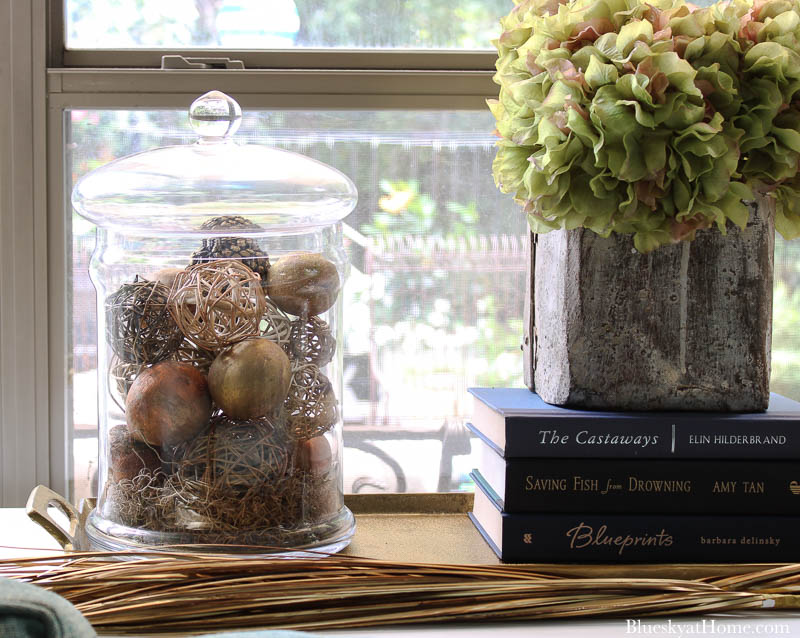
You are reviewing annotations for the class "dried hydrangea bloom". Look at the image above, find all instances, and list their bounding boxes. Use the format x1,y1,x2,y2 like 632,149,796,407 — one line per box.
490,0,800,252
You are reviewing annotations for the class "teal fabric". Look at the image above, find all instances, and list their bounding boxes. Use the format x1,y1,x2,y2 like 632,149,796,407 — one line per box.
0,577,323,637
0,577,95,638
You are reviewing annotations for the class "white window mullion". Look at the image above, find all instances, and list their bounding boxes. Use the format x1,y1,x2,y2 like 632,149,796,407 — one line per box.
62,48,497,71
47,68,496,111
0,0,51,507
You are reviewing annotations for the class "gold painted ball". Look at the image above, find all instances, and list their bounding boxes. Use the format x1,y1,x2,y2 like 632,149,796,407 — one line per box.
208,338,292,420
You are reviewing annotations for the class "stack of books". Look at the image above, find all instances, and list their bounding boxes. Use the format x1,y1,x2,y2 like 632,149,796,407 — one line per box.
467,387,800,563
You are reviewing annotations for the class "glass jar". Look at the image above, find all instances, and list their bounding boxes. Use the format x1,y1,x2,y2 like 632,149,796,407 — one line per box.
71,91,357,554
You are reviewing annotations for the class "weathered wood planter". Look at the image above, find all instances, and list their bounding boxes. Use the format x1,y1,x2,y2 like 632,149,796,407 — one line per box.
523,196,775,412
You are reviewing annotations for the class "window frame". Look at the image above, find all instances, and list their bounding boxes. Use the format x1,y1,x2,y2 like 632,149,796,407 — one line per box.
0,0,503,506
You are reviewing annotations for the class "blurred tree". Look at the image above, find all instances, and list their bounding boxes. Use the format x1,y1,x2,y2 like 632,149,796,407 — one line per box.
294,0,510,48
68,0,511,49
194,0,223,45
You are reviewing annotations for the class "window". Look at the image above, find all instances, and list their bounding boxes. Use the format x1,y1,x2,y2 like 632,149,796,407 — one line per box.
1,1,798,507
66,108,525,500
65,0,509,50
28,0,525,506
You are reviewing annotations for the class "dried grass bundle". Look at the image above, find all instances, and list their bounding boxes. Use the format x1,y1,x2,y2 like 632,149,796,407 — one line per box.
103,470,336,547
101,416,337,546
1,551,797,635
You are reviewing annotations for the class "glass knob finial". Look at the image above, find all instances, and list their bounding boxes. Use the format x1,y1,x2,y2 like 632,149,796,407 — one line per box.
189,90,242,139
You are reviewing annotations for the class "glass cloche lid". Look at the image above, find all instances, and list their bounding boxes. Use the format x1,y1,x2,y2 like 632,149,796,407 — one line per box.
72,91,358,235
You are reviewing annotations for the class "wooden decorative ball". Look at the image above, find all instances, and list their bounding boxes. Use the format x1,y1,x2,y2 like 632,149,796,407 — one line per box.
289,316,336,366
126,360,212,446
106,277,183,364
284,363,339,440
109,424,163,482
149,267,184,290
267,253,340,317
295,434,333,476
168,259,266,351
175,415,290,490
208,338,291,420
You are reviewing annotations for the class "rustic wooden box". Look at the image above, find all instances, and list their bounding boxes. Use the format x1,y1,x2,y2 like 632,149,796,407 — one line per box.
523,197,775,412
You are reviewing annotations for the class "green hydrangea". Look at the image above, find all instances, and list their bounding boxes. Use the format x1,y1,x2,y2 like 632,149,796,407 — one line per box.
489,0,800,251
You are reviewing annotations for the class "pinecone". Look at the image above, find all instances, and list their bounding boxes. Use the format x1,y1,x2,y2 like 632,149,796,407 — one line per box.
191,215,270,283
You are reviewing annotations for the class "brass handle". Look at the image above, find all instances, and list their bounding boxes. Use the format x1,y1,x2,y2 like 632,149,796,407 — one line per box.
25,485,80,550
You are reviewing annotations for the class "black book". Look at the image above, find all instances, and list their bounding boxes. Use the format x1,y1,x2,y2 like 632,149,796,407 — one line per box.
472,427,800,514
469,470,800,563
469,387,800,459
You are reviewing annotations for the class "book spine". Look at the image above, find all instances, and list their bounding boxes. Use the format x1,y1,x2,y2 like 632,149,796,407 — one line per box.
502,417,800,459
498,460,800,514
493,513,800,563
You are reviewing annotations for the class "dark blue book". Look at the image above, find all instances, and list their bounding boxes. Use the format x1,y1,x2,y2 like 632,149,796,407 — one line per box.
469,387,800,459
472,427,800,514
469,470,800,563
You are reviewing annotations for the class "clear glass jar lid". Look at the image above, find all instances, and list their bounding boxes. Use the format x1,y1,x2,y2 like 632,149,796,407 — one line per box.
72,91,358,235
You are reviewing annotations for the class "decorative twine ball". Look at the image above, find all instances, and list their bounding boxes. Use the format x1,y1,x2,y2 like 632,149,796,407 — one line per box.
126,360,212,447
284,363,339,440
208,338,292,420
109,356,152,412
149,267,184,290
168,259,266,351
109,424,163,482
260,298,292,353
172,337,215,374
289,316,336,367
295,434,333,476
267,253,341,317
191,215,270,284
175,414,290,490
106,277,183,364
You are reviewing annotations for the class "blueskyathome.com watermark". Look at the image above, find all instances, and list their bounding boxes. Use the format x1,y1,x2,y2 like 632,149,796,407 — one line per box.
625,619,791,635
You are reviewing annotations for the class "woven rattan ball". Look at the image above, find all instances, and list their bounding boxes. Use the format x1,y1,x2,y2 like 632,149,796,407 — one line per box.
108,355,148,411
168,260,266,351
191,215,270,284
175,414,291,490
260,298,292,353
172,337,216,374
284,363,339,440
106,277,182,364
288,316,336,367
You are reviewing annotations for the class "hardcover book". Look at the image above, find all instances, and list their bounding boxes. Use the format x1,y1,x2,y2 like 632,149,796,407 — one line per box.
469,471,800,563
472,428,800,514
468,387,800,459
